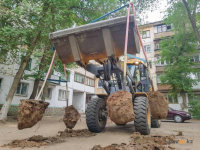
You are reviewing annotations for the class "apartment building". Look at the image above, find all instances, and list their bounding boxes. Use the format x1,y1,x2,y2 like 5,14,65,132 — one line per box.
0,58,96,116
137,21,200,110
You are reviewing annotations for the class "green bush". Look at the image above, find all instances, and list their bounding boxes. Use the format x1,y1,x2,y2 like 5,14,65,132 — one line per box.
188,100,200,119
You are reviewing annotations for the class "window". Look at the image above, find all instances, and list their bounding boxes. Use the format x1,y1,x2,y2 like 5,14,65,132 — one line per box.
61,72,70,82
155,24,168,33
37,86,52,99
188,94,200,101
155,42,160,49
195,72,200,80
58,89,69,101
142,30,150,38
144,45,151,53
164,94,178,103
25,58,32,71
74,73,85,84
156,56,166,66
85,77,95,87
157,74,161,84
98,80,103,88
192,55,199,62
149,61,152,69
16,83,28,95
0,78,2,89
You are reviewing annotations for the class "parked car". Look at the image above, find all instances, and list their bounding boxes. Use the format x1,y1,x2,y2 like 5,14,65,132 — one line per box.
167,107,192,123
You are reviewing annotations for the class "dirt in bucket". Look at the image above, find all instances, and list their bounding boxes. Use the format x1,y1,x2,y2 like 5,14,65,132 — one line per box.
63,105,80,129
107,91,135,125
17,100,49,130
147,91,169,119
92,132,177,150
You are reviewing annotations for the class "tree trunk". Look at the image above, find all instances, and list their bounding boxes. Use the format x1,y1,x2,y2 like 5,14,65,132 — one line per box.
180,92,187,110
182,0,200,43
0,3,49,121
29,49,46,99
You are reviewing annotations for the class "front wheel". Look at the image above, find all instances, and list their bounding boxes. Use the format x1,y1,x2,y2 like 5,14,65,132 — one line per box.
134,96,151,135
86,98,107,133
174,115,182,123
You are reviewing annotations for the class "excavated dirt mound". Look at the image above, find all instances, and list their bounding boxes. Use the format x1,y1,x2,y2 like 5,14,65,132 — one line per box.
63,105,80,129
18,100,49,130
57,129,96,137
2,129,95,148
92,132,177,150
147,91,169,119
1,135,64,148
107,91,134,125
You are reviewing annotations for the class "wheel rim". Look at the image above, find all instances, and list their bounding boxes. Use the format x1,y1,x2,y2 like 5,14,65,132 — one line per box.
175,116,181,122
147,106,151,126
98,104,107,126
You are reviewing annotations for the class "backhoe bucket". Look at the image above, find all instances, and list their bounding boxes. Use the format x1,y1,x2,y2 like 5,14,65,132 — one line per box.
49,16,140,66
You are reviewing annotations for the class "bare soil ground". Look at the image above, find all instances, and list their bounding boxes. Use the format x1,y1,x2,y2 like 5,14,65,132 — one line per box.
0,116,200,150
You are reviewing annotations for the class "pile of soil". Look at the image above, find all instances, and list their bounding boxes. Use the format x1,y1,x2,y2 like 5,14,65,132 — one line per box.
107,91,135,125
57,129,96,137
147,91,169,119
2,129,95,148
1,135,64,148
18,100,49,130
63,105,80,129
92,132,176,150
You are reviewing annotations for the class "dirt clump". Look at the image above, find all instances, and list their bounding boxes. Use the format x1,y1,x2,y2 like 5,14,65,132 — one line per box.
1,135,64,148
63,105,80,129
18,100,49,130
92,132,177,150
147,91,168,119
107,91,134,125
57,129,96,137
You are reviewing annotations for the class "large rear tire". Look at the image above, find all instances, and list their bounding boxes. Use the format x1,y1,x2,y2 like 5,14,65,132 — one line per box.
134,96,151,135
86,98,107,133
151,117,161,128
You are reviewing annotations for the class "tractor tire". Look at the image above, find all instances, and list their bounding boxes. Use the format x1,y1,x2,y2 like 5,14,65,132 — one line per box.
134,96,151,135
151,117,161,128
86,98,107,133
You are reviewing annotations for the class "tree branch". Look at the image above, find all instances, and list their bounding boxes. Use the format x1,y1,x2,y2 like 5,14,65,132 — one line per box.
193,0,197,19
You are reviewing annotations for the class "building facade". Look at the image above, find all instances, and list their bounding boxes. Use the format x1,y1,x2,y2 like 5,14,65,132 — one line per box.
0,58,96,116
137,21,200,110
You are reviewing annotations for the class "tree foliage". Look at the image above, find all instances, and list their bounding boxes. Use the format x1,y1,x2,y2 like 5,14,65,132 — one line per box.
159,0,200,109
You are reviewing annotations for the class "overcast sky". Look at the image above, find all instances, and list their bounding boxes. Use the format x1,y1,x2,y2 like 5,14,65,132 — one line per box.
142,0,168,23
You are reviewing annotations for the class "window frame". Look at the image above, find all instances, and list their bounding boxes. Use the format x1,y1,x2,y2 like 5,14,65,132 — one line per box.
58,89,69,101
25,58,32,71
156,24,168,33
142,30,150,39
163,94,178,104
16,82,29,96
144,45,151,53
74,72,85,84
37,86,53,100
85,77,95,87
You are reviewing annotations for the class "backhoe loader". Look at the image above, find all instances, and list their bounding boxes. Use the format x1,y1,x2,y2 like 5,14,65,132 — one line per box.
49,15,161,135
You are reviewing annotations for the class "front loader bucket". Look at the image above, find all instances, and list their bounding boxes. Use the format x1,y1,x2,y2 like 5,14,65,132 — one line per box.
49,15,140,66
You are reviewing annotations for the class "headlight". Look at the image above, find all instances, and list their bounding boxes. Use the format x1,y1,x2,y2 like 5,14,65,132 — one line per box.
186,113,190,116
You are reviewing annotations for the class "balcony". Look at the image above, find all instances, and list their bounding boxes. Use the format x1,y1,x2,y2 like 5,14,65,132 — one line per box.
156,66,165,73
157,84,171,91
154,31,175,40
